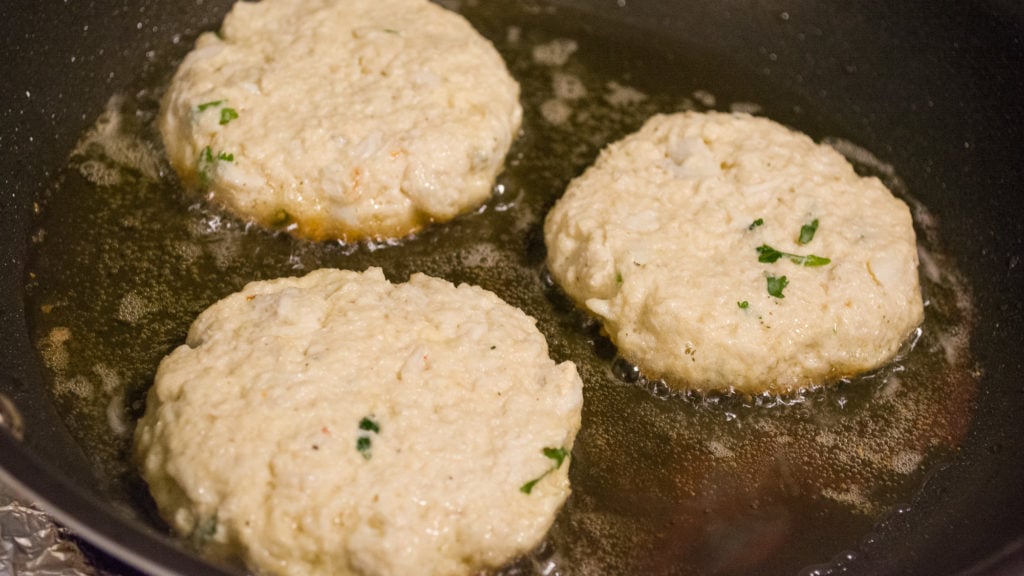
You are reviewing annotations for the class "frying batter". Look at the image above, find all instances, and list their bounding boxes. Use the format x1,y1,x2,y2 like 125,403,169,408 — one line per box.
160,0,522,241
134,268,583,576
544,111,924,393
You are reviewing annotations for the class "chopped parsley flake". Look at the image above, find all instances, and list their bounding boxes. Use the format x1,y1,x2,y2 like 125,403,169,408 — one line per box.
798,218,820,244
196,100,239,125
738,301,749,309
543,446,569,467
356,436,372,459
616,271,623,284
520,477,543,495
357,416,380,460
197,146,215,185
219,107,239,125
197,100,225,112
197,146,234,186
766,275,789,298
748,218,764,230
757,244,831,267
520,447,569,494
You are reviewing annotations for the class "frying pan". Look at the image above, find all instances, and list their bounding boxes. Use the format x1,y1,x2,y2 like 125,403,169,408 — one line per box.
1,0,1022,575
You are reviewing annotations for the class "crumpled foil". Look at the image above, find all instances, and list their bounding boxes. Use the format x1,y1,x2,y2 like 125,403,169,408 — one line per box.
0,481,113,576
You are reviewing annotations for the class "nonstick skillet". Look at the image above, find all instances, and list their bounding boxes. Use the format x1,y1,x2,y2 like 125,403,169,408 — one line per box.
1,1,1022,575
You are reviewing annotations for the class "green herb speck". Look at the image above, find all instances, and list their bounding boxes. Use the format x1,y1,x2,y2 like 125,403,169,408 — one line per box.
798,218,820,244
793,254,830,267
520,447,570,494
738,301,749,309
197,146,215,185
520,478,541,494
357,416,380,460
756,244,830,267
197,100,224,112
356,436,372,459
219,107,239,125
748,218,764,230
767,275,789,298
197,146,235,186
543,446,569,467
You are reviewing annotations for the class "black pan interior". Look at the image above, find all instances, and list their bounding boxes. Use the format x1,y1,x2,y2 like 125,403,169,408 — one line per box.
1,1,1023,575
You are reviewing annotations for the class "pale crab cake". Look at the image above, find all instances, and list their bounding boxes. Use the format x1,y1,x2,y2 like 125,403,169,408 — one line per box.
160,0,522,241
544,111,923,394
134,268,583,576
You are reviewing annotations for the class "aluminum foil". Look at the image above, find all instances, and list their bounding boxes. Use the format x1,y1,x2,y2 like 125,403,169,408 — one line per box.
0,481,113,576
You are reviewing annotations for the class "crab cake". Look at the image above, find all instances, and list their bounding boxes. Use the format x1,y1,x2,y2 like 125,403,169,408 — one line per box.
160,0,522,242
544,111,923,394
133,268,583,576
